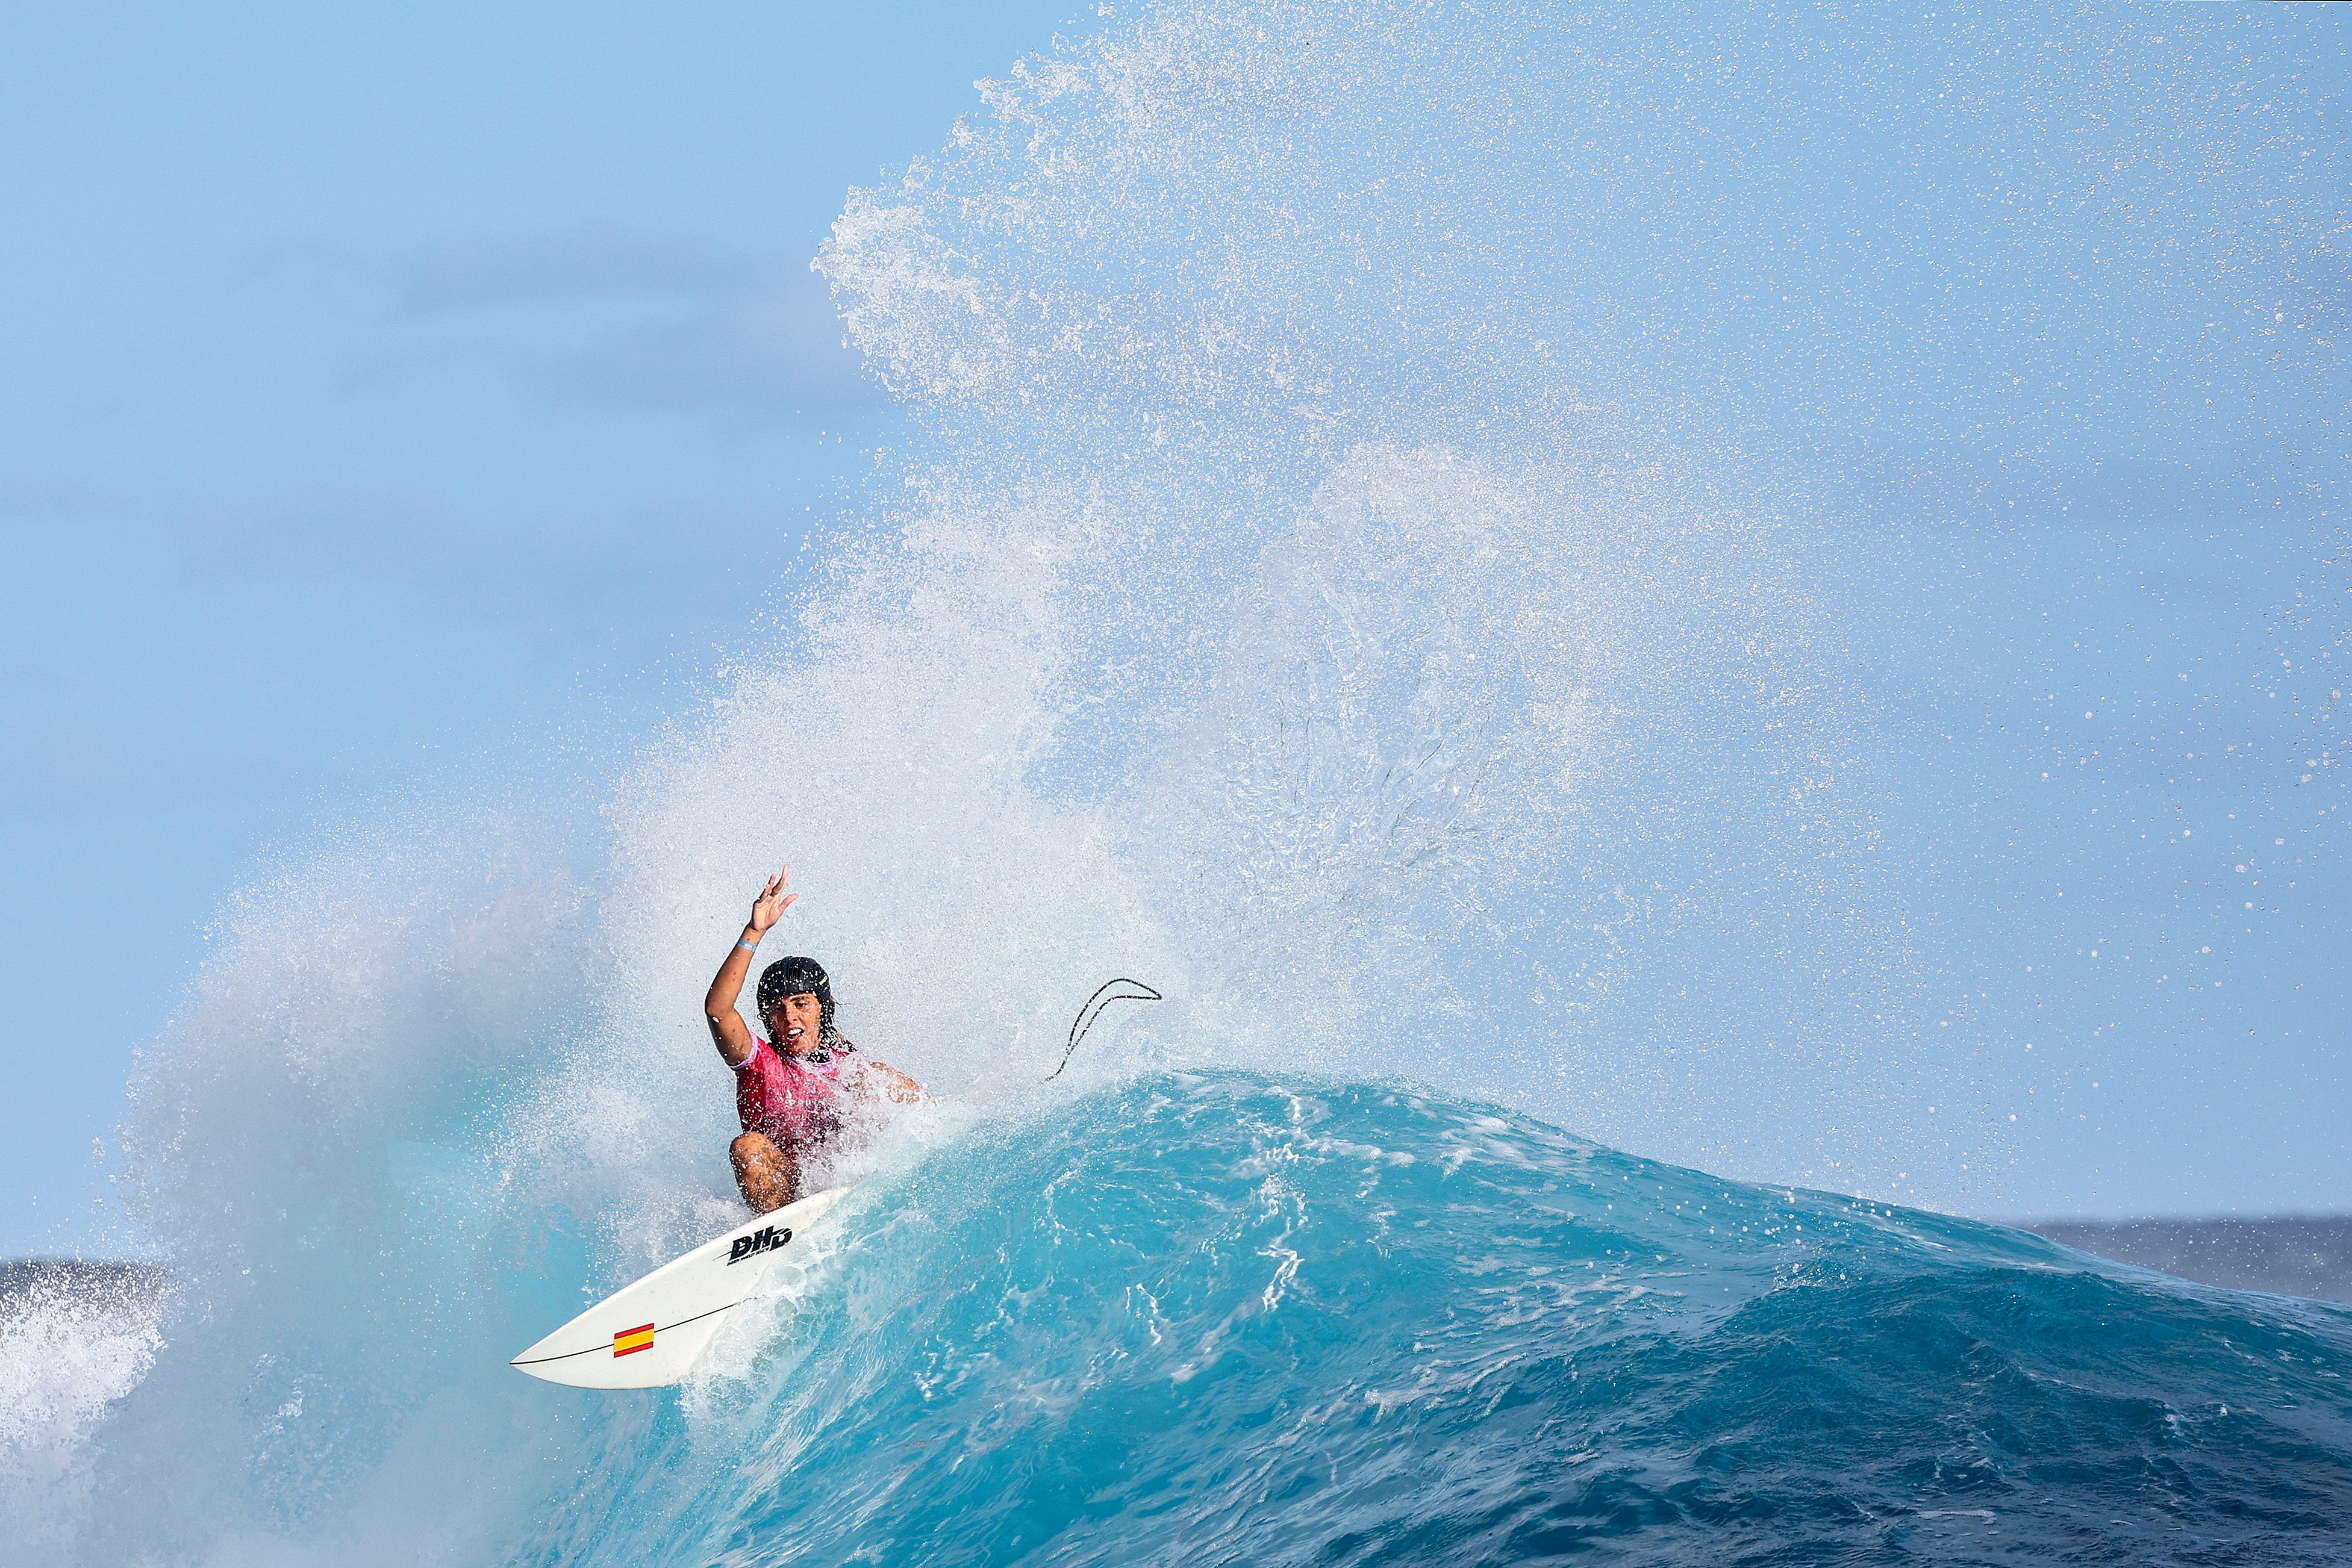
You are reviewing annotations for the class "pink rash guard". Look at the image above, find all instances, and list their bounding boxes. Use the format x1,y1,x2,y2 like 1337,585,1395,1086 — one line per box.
732,1038,846,1148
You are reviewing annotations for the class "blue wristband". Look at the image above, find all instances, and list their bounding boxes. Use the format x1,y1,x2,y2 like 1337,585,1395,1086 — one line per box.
736,938,759,954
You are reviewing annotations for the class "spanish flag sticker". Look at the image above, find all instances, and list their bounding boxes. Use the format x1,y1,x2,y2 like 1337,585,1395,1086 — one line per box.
613,1322,657,1358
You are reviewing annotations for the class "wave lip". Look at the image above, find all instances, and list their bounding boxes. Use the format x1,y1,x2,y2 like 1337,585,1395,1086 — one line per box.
574,1072,2352,1566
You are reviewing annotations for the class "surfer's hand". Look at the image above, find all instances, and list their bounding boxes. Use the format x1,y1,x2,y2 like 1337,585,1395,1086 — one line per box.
749,866,795,932
863,1060,924,1104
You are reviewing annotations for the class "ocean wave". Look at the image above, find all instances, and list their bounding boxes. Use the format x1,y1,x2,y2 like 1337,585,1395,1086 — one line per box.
36,0,2348,1561
513,1074,2352,1565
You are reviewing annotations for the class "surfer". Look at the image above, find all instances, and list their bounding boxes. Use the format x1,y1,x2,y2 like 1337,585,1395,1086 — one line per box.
704,867,921,1212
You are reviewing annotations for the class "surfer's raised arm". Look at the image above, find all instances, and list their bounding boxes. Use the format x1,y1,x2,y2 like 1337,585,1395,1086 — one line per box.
705,866,794,1068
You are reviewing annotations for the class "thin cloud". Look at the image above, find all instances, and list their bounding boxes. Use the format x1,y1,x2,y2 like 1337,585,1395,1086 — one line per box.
269,228,891,431
0,473,126,519
513,273,877,425
387,228,761,313
164,485,816,643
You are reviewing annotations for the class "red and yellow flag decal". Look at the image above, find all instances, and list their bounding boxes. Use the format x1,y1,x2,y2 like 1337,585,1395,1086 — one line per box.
613,1322,656,1357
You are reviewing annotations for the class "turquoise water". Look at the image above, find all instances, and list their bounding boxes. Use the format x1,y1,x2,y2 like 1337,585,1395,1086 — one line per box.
513,1075,2352,1566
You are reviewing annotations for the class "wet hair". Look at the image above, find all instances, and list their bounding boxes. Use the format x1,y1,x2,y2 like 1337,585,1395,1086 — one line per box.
755,956,853,1054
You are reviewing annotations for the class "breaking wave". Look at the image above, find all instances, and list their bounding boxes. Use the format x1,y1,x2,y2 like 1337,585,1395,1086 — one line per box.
26,1,2348,1563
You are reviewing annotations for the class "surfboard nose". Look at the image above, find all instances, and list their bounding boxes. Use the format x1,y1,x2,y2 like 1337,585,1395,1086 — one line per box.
509,1185,853,1389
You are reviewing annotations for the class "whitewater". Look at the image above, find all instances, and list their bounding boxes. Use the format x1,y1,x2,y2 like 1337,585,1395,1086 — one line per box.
12,1,2352,1563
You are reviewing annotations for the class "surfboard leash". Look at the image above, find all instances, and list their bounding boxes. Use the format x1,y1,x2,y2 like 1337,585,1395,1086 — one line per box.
1045,978,1163,1081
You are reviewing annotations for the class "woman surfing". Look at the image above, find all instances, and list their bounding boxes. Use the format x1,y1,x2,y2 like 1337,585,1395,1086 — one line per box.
703,867,921,1212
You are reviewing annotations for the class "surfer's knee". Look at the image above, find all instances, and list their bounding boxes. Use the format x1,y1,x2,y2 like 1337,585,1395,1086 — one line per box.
730,1133,797,1213
730,1131,772,1165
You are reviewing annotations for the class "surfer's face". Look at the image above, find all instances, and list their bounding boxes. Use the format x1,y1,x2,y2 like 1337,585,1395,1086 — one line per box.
766,992,823,1056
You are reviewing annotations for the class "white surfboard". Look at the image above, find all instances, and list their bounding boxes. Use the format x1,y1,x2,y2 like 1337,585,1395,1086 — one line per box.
510,1184,853,1389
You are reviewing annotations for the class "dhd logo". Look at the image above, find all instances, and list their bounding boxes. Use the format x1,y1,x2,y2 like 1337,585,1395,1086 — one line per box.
728,1224,793,1265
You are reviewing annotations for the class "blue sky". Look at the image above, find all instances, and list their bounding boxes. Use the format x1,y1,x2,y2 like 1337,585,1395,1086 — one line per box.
0,2,1100,1255
2,2,2344,1257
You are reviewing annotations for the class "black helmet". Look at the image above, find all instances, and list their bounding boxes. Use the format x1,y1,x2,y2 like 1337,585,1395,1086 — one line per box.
756,955,830,1019
756,956,840,1045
